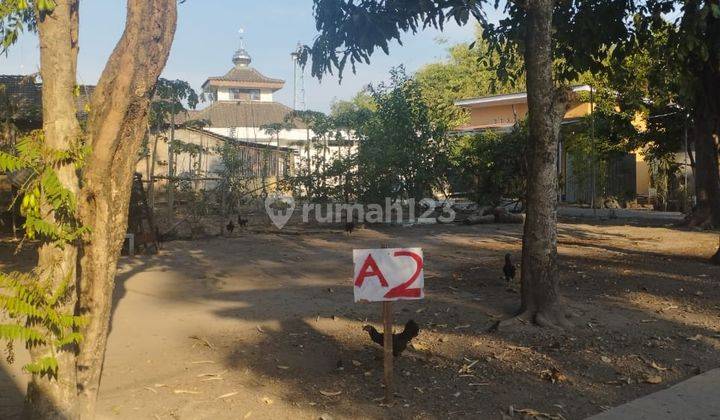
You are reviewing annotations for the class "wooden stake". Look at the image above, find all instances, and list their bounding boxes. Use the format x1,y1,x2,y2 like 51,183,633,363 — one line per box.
382,300,393,403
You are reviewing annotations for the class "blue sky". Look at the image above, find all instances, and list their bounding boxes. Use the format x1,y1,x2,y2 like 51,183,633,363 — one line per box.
0,1,488,112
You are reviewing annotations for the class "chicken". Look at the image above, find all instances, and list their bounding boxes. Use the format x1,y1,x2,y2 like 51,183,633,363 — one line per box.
237,216,248,228
226,220,235,234
362,319,419,357
155,227,164,249
345,221,355,235
503,253,516,282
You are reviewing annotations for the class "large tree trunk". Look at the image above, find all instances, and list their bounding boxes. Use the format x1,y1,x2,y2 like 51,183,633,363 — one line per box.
712,235,720,265
684,3,720,256
25,1,81,418
687,49,720,264
517,0,571,328
75,1,177,417
691,114,720,228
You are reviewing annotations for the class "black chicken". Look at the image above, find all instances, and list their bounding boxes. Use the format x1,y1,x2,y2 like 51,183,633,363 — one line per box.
237,216,248,228
363,319,419,357
226,220,235,234
345,221,355,235
503,253,516,282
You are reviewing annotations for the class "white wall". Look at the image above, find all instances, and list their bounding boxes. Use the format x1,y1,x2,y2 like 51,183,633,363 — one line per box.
213,87,273,102
216,88,232,102
204,127,358,171
260,90,274,102
206,127,314,142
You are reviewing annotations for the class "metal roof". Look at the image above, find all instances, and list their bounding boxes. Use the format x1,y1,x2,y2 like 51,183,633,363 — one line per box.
454,85,592,108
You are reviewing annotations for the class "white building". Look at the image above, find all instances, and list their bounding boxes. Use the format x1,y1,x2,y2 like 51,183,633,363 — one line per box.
178,38,355,160
138,37,357,197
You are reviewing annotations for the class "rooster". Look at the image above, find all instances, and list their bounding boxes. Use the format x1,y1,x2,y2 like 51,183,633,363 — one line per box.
503,253,516,282
362,320,419,357
226,220,235,234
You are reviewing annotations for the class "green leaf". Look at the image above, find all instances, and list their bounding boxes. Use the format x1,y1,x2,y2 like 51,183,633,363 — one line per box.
711,4,720,18
24,356,58,376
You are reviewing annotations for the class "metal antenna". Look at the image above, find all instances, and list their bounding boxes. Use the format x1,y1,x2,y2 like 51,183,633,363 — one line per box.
238,28,245,49
290,43,306,111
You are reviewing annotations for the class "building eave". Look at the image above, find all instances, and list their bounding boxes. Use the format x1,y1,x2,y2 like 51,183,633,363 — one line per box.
183,127,297,153
203,79,284,91
454,85,592,109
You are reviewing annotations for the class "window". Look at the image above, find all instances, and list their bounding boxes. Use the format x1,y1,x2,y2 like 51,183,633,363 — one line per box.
228,88,261,101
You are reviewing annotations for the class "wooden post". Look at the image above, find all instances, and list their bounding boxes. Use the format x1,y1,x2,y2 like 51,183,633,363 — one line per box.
382,300,393,403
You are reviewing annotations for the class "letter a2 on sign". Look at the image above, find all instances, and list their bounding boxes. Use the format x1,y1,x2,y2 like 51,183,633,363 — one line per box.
353,248,424,302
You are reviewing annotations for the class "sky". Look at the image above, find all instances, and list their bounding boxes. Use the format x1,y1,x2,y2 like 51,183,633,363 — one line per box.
0,0,489,113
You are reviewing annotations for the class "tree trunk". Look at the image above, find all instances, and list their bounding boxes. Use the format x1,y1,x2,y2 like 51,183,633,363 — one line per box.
518,0,571,328
712,235,720,265
688,60,720,229
25,1,81,418
691,115,720,228
75,1,177,417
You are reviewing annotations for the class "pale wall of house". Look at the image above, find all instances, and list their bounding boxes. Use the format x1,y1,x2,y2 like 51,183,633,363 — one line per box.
635,150,695,199
206,127,312,142
217,89,232,102
137,128,358,191
566,102,592,119
636,159,651,197
136,129,226,183
215,88,274,102
467,103,529,127
465,101,592,128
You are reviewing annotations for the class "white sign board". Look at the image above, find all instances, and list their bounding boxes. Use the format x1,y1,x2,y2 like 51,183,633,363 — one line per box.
353,248,424,302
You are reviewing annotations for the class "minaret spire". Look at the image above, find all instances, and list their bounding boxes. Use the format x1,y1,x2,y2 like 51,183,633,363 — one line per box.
232,28,252,67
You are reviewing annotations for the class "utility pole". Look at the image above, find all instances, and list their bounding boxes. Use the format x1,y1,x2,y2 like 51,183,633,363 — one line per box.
684,117,689,212
167,99,176,220
590,85,597,217
291,48,298,110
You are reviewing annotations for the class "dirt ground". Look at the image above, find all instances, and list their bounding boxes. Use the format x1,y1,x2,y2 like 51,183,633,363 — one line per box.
1,219,719,420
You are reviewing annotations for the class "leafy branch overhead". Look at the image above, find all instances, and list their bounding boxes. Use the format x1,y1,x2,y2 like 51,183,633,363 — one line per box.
0,0,56,54
150,78,200,129
301,0,486,79
302,0,637,85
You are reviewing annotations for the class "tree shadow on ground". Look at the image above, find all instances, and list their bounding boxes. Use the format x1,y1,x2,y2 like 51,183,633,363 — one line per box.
62,222,720,419
0,361,25,419
148,225,716,419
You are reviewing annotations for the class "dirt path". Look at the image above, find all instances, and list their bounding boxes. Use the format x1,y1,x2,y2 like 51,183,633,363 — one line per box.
2,221,719,419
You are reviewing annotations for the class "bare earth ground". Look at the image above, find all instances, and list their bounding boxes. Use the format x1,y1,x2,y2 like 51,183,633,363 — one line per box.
2,220,720,420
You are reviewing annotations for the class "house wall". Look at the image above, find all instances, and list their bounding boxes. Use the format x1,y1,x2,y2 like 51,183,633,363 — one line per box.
461,99,661,204
216,88,232,102
465,100,592,128
204,127,358,168
260,90,274,102
467,102,528,128
636,158,651,197
215,87,274,102
136,128,296,195
206,126,312,142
